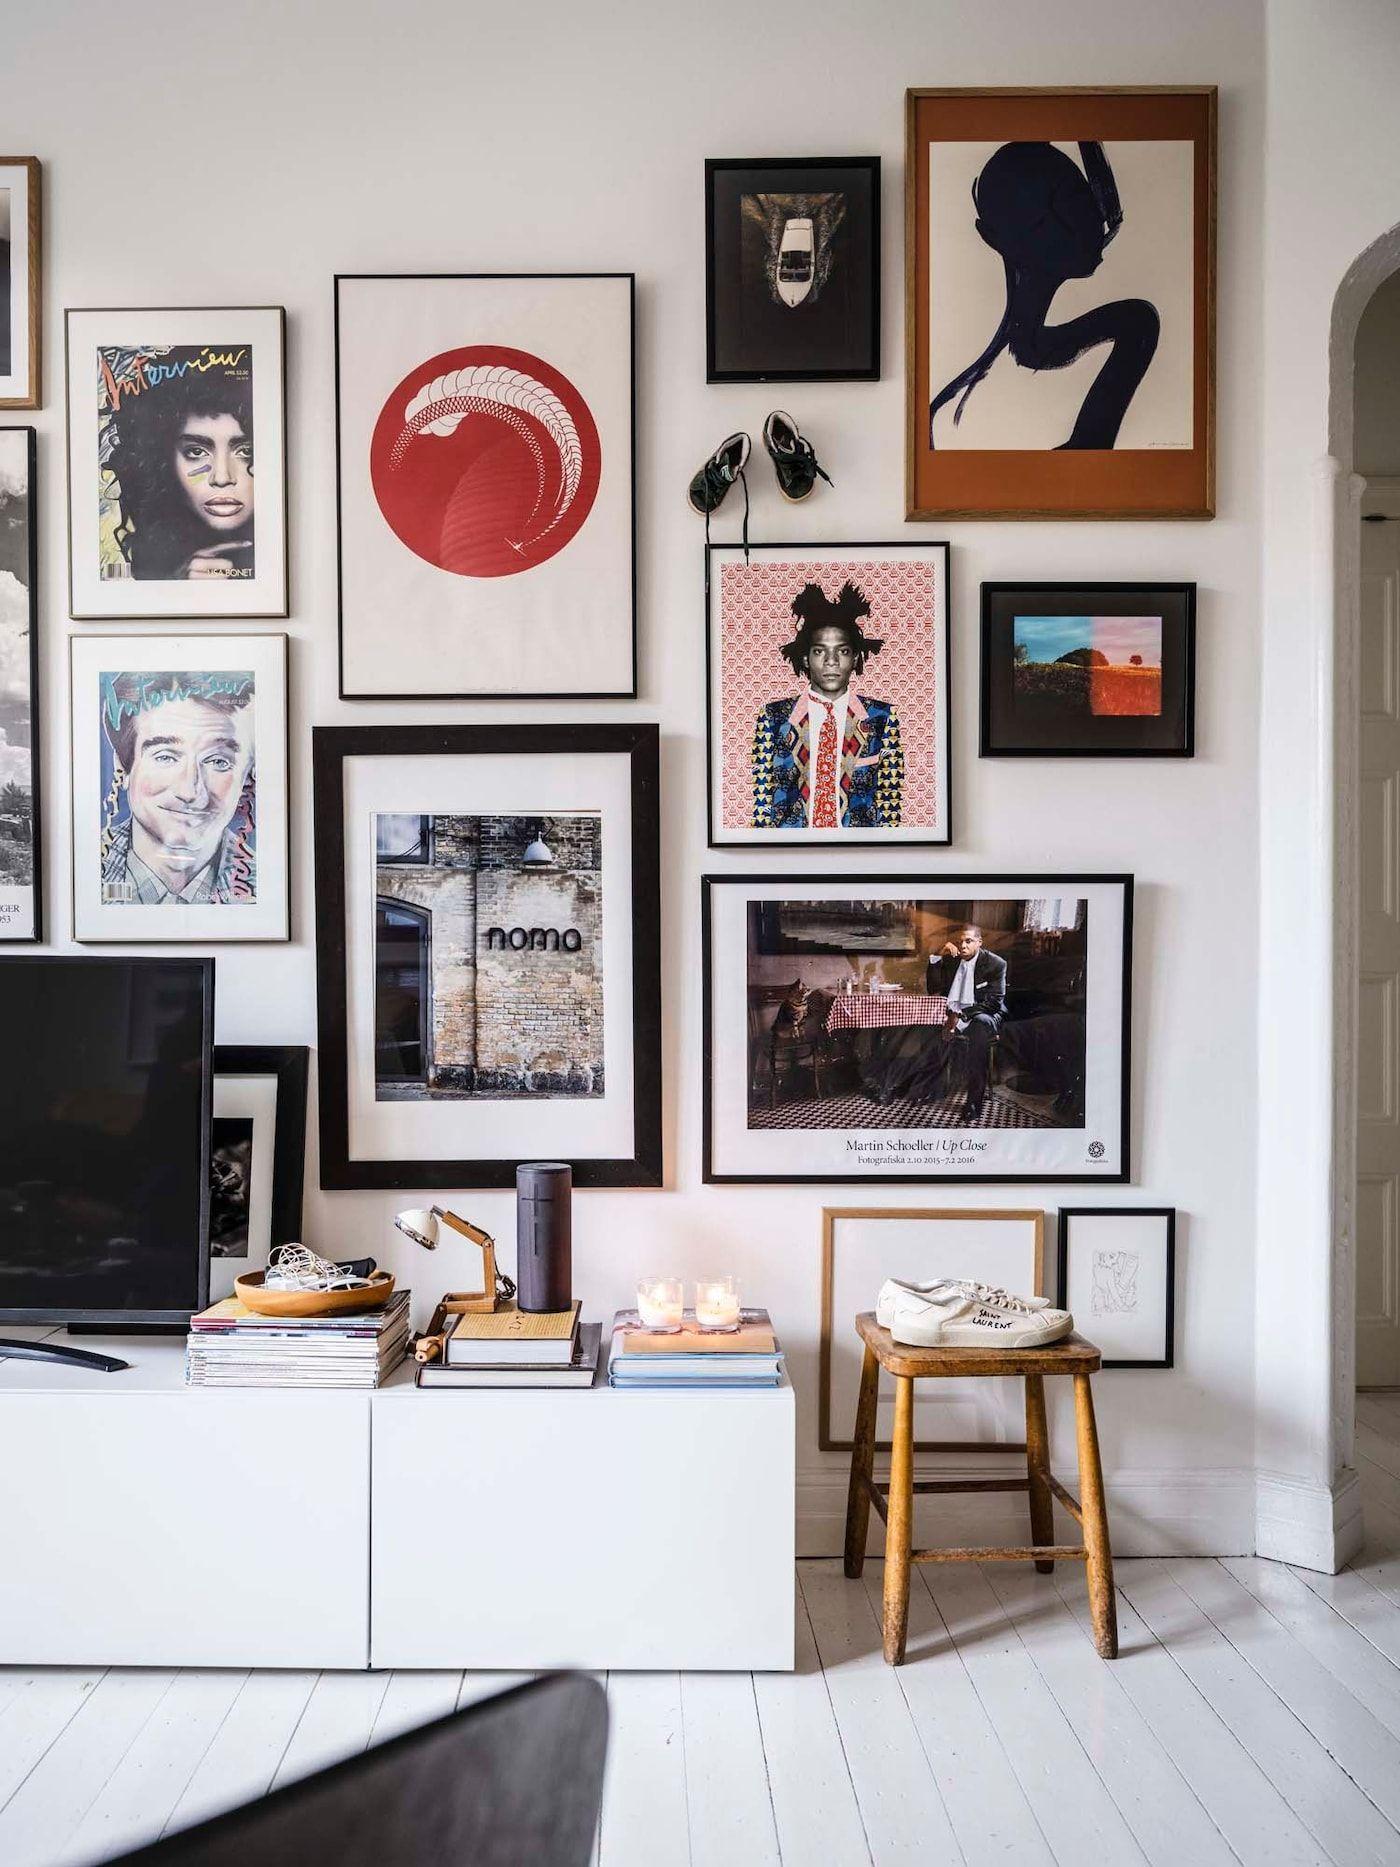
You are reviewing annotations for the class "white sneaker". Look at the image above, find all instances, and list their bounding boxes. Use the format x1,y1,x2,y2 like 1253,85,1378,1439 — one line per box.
876,1278,1073,1349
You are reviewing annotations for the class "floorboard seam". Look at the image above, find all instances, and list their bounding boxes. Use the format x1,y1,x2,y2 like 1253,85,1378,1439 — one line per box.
794,1566,875,1867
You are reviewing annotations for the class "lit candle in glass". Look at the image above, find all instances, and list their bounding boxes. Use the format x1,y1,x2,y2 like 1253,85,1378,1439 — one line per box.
636,1276,684,1333
694,1276,741,1332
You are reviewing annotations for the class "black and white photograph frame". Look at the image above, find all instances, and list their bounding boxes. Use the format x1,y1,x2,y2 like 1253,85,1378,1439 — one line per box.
314,722,662,1189
335,272,637,700
210,1045,310,1301
706,540,951,848
981,582,1196,758
705,157,880,383
820,1205,1045,1451
0,427,40,941
64,306,288,619
69,631,290,943
703,873,1133,1184
1058,1206,1175,1369
0,159,40,410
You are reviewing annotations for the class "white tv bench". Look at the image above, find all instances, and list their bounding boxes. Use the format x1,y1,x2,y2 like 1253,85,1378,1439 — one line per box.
0,1332,795,1672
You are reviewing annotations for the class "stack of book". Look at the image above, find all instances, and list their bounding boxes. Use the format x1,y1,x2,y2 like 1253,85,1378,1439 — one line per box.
185,1290,411,1388
608,1309,784,1389
416,1299,602,1389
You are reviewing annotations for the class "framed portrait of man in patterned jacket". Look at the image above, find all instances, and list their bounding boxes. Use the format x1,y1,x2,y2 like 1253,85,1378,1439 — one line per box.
706,541,950,847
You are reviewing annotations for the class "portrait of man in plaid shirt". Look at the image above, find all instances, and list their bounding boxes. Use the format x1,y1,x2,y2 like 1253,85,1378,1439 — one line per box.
750,581,904,831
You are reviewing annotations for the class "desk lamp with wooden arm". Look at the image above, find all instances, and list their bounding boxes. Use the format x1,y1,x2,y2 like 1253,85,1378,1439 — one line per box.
394,1206,518,1362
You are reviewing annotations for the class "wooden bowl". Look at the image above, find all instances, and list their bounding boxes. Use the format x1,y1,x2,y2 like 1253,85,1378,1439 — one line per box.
233,1269,396,1318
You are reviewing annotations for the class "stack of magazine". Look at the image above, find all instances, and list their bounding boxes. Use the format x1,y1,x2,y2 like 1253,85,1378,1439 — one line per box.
416,1299,602,1389
607,1309,784,1388
185,1290,411,1388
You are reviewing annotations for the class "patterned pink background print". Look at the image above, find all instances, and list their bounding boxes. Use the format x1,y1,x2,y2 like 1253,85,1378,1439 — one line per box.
717,558,944,831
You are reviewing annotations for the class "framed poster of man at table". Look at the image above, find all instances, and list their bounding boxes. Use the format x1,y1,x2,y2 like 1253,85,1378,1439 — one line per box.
702,873,1132,1183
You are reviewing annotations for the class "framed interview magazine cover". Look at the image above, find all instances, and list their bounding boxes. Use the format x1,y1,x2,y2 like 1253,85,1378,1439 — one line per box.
314,722,662,1188
703,873,1132,1184
906,87,1216,520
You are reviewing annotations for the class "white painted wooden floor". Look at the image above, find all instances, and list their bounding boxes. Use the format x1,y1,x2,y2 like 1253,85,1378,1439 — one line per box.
9,1397,1400,1866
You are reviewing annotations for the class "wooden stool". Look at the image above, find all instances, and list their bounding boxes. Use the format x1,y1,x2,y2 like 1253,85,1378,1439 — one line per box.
842,1313,1118,1664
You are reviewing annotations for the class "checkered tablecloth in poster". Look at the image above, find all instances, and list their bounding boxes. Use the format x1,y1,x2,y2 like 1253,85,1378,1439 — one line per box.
824,991,950,1033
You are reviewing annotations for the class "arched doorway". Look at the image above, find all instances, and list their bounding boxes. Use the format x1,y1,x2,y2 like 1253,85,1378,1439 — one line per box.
376,897,431,1084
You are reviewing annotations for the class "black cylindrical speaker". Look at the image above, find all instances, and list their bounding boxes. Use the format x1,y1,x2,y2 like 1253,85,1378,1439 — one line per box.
515,1162,573,1312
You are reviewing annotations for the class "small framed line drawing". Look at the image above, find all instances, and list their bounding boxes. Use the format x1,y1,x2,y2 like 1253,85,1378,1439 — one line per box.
1057,1206,1175,1369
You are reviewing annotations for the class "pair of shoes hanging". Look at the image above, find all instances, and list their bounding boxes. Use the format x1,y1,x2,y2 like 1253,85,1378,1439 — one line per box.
687,413,831,548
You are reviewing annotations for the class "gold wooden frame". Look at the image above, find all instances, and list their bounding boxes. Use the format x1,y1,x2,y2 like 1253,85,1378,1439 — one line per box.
0,158,41,410
904,86,1217,520
820,1205,1044,1451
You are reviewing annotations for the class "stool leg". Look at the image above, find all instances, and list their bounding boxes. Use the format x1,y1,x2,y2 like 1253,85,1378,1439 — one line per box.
1073,1373,1119,1659
1024,1373,1055,1574
882,1374,914,1665
843,1346,880,1579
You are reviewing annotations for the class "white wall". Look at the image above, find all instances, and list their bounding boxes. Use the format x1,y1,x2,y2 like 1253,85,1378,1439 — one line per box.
10,0,1268,1552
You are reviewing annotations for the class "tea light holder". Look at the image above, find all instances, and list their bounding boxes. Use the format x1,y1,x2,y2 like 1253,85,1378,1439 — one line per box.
636,1275,684,1333
694,1276,741,1332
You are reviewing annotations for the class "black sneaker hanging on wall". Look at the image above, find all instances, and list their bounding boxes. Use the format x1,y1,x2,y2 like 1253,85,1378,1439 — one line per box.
762,411,833,503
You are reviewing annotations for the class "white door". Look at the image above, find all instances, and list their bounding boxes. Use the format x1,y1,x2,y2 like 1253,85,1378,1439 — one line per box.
1358,477,1400,1386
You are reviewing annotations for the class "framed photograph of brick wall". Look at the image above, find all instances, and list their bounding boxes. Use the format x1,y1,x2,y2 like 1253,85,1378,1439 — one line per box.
313,722,661,1188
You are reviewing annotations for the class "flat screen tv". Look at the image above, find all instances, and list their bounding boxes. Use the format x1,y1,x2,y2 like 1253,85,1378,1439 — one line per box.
0,956,212,1328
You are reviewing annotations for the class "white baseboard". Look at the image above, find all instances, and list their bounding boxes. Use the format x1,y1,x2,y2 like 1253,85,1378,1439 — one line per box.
797,1461,1258,1560
1255,1466,1365,1572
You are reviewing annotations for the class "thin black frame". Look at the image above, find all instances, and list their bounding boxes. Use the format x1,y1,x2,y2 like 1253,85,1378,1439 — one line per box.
701,872,1133,1185
980,582,1197,758
0,426,40,941
704,539,952,848
68,631,292,944
63,306,289,621
213,1044,310,1251
1057,1206,1176,1369
705,157,881,384
333,272,638,701
0,955,213,1325
314,723,662,1189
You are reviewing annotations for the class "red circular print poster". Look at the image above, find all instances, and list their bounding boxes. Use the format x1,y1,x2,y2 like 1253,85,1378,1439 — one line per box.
369,344,602,578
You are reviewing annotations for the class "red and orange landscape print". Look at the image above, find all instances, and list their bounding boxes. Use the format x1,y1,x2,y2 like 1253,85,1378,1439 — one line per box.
1013,615,1163,721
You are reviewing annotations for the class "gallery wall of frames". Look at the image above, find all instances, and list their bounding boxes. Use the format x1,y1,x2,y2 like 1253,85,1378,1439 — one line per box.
1,0,1269,1545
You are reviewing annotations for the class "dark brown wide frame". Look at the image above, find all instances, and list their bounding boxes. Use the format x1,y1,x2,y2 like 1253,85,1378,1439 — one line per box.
0,159,41,410
905,87,1217,520
313,722,663,1189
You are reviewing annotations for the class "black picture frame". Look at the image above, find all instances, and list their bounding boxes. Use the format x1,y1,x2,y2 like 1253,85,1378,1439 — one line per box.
702,873,1133,1185
212,1045,310,1257
981,582,1196,758
705,157,880,383
705,539,952,848
0,426,40,942
314,723,662,1189
1057,1206,1176,1369
333,272,637,701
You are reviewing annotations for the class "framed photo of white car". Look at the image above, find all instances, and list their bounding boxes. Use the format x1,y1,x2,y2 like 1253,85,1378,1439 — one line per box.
702,872,1133,1183
705,157,880,382
69,632,290,942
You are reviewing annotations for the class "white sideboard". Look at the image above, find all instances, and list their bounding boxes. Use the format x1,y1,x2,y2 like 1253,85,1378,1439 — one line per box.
0,1334,795,1672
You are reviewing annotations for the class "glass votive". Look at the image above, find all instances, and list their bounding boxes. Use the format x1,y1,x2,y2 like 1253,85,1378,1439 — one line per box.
694,1276,741,1332
636,1276,684,1333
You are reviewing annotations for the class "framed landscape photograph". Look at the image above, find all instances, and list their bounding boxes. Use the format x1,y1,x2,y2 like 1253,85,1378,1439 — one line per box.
706,157,879,382
820,1206,1044,1451
0,427,39,939
703,873,1132,1183
906,87,1216,519
210,1045,309,1300
313,722,661,1188
0,160,40,409
335,273,636,699
69,632,290,942
64,307,288,618
982,581,1195,756
707,541,950,846
1058,1206,1175,1368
